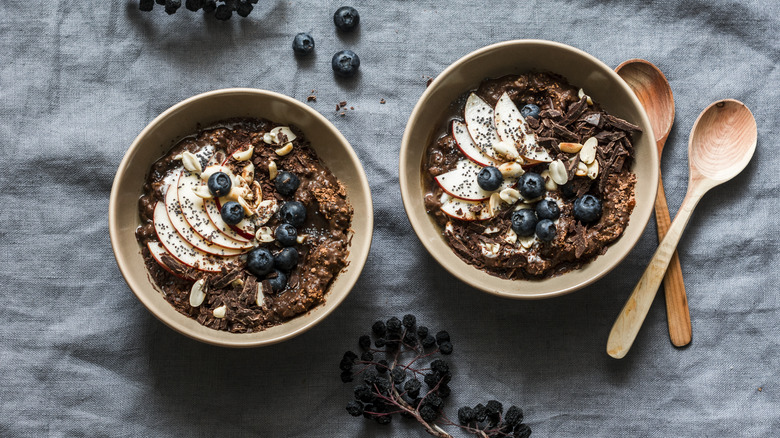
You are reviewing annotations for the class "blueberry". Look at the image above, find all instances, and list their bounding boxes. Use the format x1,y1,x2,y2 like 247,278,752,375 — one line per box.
214,4,231,20
268,270,288,292
573,194,603,223
521,104,540,119
208,171,232,197
275,223,298,247
275,171,300,197
536,219,556,242
280,201,306,227
246,248,274,277
511,209,538,237
220,201,244,225
164,0,181,14
292,32,315,55
139,0,154,11
518,172,545,199
274,247,299,271
332,50,360,78
333,6,360,32
535,199,560,220
477,166,503,192
235,0,253,17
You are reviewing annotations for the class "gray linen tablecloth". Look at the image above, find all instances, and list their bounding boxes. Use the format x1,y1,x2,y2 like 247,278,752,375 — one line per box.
1,1,778,436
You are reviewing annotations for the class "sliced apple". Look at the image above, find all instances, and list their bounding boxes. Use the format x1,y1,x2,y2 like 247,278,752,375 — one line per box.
464,93,501,160
452,120,495,167
176,172,255,250
206,197,255,241
153,201,235,273
434,159,518,201
494,92,552,163
439,193,492,221
146,241,190,280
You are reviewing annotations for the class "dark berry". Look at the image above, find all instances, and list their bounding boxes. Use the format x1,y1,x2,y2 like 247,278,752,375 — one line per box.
375,360,388,374
420,405,438,423
430,359,449,374
458,406,476,424
404,378,421,398
235,0,253,17
358,335,371,350
402,314,416,329
333,6,360,32
139,0,154,11
208,172,232,197
518,172,545,199
403,332,417,347
573,194,602,223
220,201,244,225
268,270,287,292
275,171,300,196
202,0,216,12
280,201,306,227
374,338,386,348
374,377,390,395
535,199,560,220
422,335,436,348
274,247,298,271
375,414,391,425
372,320,387,336
354,385,375,403
511,209,538,237
504,406,524,427
346,400,363,417
185,0,203,11
246,247,273,277
486,400,504,418
425,394,444,410
435,330,450,344
362,369,378,385
437,384,451,398
416,325,429,338
423,373,439,388
274,223,298,247
340,370,353,382
390,367,406,383
156,0,165,4
292,32,315,55
535,219,556,242
386,317,402,334
521,103,540,119
514,423,532,438
332,50,360,78
164,0,181,14
439,341,453,355
214,4,232,20
343,350,358,361
473,403,487,422
360,351,373,362
362,403,375,419
477,166,504,191
339,351,356,371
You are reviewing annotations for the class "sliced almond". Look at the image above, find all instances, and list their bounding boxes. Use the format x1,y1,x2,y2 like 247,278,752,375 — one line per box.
480,242,500,258
263,132,275,145
189,279,206,307
548,160,568,185
578,88,593,105
522,195,543,204
296,234,308,244
181,151,202,175
256,283,266,307
275,142,293,156
559,142,583,153
255,200,278,225
499,187,521,204
484,226,501,234
497,161,525,178
172,153,183,161
493,140,520,160
233,147,254,162
191,185,213,199
237,196,255,216
489,192,502,216
514,203,532,211
225,186,248,201
231,278,244,288
587,160,599,180
255,226,274,242
576,162,589,176
241,162,255,184
505,228,517,244
541,170,558,191
518,234,536,249
213,305,226,319
270,126,297,144
268,161,278,180
580,137,597,164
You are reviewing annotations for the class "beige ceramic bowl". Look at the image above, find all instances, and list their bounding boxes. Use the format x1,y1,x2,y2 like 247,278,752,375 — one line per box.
110,89,373,347
400,40,658,299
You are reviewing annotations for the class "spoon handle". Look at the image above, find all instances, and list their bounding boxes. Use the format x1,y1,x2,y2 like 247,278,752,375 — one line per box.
607,188,704,359
654,169,692,347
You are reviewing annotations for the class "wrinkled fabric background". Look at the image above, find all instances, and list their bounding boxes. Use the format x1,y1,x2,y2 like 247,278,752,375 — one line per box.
1,0,778,436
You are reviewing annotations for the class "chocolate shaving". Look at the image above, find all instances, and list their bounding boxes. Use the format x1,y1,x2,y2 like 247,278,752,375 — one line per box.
573,222,588,259
211,267,243,289
604,114,642,132
560,96,588,126
540,109,563,119
551,122,579,142
582,112,601,126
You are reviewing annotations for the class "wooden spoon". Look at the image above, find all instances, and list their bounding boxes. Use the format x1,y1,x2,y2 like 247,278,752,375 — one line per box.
615,59,691,347
607,99,757,359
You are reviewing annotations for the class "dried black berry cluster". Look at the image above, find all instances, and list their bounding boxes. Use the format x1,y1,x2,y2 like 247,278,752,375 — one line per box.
139,0,257,20
339,315,531,437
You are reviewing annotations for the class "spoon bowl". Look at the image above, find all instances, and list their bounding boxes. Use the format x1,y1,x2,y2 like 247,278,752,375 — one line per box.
616,60,675,145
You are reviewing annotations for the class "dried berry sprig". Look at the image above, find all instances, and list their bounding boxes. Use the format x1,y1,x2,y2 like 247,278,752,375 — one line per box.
139,0,257,20
339,315,532,437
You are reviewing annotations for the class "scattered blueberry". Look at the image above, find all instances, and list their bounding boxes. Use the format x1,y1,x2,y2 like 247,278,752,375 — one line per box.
268,270,288,292
292,32,315,55
220,201,244,225
139,0,154,11
275,171,300,197
333,6,360,32
518,172,545,199
511,209,538,237
535,199,560,220
275,223,298,247
521,103,540,119
246,247,274,277
164,0,181,14
535,219,556,242
573,194,603,223
280,201,306,227
236,0,253,17
207,171,232,197
274,247,299,271
332,50,360,78
214,4,232,20
477,166,503,192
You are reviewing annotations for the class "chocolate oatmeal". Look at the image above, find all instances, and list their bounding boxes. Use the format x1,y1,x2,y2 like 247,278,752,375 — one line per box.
135,118,353,333
423,73,641,279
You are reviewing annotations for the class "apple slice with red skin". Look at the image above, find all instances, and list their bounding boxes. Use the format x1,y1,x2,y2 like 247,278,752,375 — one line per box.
208,197,256,241
452,120,495,167
439,194,492,221
494,92,552,163
434,159,518,201
146,241,191,280
464,93,502,161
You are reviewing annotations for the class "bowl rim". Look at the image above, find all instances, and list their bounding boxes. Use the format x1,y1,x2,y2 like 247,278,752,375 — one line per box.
109,88,374,347
399,39,658,299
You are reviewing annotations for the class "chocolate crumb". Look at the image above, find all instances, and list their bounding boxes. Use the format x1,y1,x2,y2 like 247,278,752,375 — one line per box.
307,95,317,102
380,98,386,104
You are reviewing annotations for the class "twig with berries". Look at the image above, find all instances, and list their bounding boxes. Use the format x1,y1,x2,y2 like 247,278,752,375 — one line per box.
139,0,257,20
339,315,532,438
